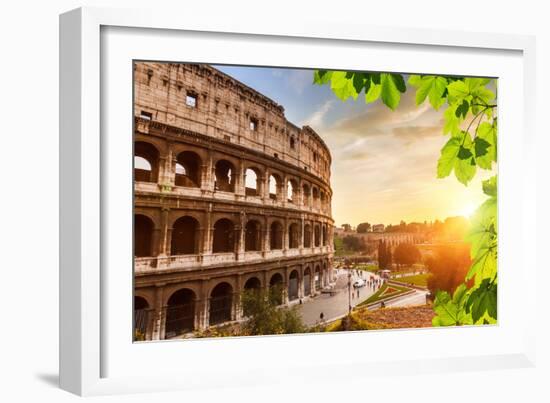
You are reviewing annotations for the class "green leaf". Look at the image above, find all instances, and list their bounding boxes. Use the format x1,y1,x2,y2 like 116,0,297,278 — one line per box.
476,120,497,167
437,136,461,178
443,104,461,136
380,73,403,110
313,70,332,85
447,80,471,104
455,99,469,118
466,279,497,323
482,175,497,197
432,284,473,327
392,74,406,93
453,132,476,185
365,82,382,104
352,73,367,94
467,244,497,283
414,76,448,110
473,137,492,169
408,74,423,87
330,71,359,101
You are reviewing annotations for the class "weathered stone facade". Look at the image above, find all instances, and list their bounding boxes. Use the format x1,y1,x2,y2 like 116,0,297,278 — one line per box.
133,62,335,340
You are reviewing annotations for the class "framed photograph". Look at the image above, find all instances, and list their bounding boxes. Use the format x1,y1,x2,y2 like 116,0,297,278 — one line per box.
60,7,536,396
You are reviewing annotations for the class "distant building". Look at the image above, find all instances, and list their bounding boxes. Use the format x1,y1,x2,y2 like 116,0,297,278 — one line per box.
372,224,385,233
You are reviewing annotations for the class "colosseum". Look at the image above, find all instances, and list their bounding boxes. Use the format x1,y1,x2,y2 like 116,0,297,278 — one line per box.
133,62,335,340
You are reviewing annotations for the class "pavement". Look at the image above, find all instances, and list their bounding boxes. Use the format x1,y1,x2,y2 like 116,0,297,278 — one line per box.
296,269,430,326
297,269,383,326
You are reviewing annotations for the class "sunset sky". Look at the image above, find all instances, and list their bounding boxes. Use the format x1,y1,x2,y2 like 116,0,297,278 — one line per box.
215,65,496,227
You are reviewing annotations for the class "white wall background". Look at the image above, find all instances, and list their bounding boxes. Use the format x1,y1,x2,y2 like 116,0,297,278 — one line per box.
0,0,548,402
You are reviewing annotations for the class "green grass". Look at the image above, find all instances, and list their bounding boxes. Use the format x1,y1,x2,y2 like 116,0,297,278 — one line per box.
358,283,411,307
392,273,429,287
353,263,379,272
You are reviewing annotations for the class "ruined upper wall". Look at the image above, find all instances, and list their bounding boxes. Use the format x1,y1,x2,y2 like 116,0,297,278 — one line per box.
134,62,331,182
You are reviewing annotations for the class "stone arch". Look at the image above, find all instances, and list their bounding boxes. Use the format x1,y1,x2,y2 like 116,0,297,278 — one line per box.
134,141,160,183
270,220,283,250
134,214,154,257
312,187,319,207
214,159,235,192
304,223,312,248
244,166,261,196
244,276,261,291
212,218,235,253
268,173,282,200
175,151,202,188
314,223,321,247
171,216,200,255
288,269,299,301
322,224,328,246
245,219,261,251
303,267,312,296
209,282,233,325
269,272,284,305
288,222,300,249
314,264,321,291
165,288,196,338
287,178,298,203
133,296,150,340
302,183,311,206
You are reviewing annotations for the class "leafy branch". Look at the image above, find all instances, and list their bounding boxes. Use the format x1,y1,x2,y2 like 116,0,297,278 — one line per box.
313,70,498,325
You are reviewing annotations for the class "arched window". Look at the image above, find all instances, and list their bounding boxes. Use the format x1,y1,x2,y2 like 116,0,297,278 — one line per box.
302,184,310,206
171,216,199,255
165,288,196,337
304,224,312,248
288,223,300,249
134,214,154,257
245,168,260,196
214,160,235,192
288,270,299,301
314,224,321,247
303,268,312,296
270,221,283,250
134,142,159,183
209,282,233,325
269,174,280,200
290,136,296,149
212,218,235,253
269,273,284,305
134,296,150,340
245,220,261,251
287,179,297,203
312,187,319,207
175,151,201,187
314,265,321,290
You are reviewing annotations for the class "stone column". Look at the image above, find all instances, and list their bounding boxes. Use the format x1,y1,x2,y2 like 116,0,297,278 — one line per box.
152,285,164,340
261,217,269,257
235,274,243,321
282,217,288,255
237,213,246,260
235,160,245,199
202,150,215,194
159,208,170,257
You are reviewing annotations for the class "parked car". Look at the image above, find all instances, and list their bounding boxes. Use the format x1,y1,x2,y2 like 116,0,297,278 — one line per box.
353,279,366,288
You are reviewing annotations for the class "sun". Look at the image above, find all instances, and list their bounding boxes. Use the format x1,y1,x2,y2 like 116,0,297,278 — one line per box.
459,202,478,218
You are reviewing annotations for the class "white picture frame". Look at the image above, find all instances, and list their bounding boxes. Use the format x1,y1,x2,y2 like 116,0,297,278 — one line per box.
60,6,537,396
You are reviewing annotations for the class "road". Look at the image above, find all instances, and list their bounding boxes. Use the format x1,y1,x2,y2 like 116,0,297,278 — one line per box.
296,269,430,326
297,269,383,326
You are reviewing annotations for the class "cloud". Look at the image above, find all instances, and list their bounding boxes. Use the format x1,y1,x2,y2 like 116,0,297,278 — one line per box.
301,100,334,130
392,125,441,145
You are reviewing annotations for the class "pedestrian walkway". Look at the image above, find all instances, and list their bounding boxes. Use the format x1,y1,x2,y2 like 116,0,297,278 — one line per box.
297,269,384,326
